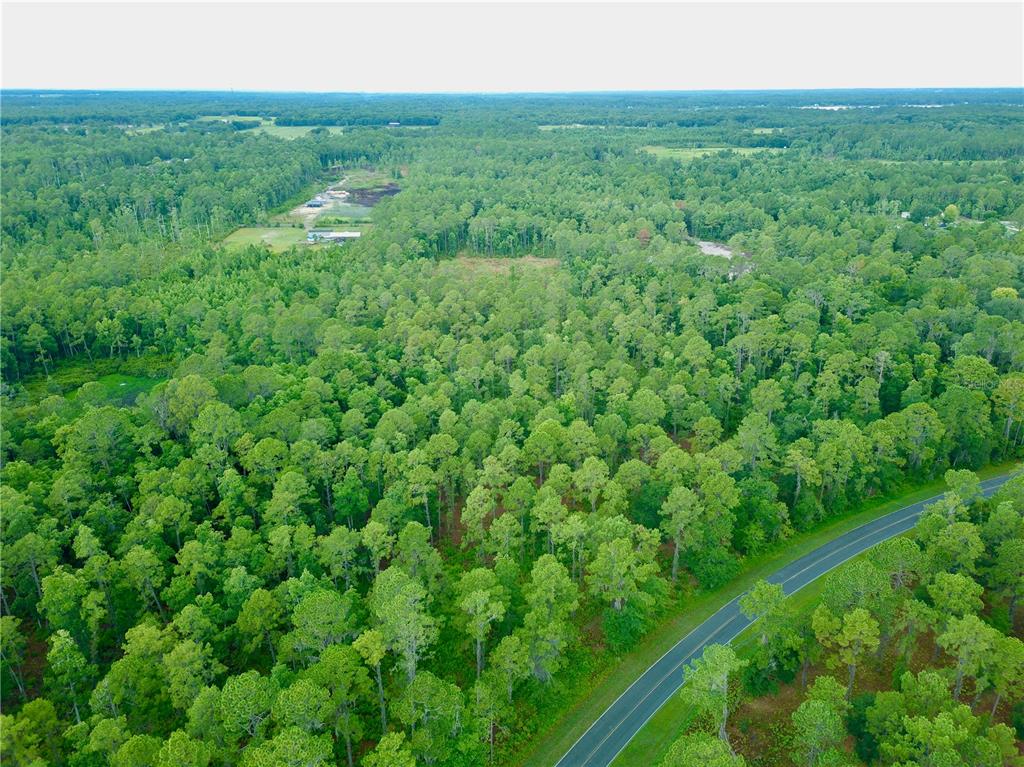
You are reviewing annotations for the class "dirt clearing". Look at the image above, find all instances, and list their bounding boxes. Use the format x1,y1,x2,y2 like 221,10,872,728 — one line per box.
441,255,560,276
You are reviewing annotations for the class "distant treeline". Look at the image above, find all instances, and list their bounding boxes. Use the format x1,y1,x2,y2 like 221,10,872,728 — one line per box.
2,88,1021,127
275,115,441,127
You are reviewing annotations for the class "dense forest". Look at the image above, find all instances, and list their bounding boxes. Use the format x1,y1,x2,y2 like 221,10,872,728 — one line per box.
2,90,1023,767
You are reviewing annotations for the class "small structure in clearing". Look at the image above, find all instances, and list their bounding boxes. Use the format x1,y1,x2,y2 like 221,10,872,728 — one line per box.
307,230,361,244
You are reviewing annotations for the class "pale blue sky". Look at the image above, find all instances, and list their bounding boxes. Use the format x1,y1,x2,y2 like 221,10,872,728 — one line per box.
3,2,1022,92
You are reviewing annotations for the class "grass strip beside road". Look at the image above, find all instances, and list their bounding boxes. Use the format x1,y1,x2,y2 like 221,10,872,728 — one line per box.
612,546,874,767
517,461,1018,767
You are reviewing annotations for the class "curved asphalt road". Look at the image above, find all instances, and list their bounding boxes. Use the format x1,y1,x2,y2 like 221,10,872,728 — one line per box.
555,472,1017,767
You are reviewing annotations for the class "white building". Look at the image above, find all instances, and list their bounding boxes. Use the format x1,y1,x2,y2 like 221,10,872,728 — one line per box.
307,230,362,244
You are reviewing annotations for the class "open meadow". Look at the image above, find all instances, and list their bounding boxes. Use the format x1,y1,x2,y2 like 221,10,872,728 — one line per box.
221,225,307,251
641,145,785,160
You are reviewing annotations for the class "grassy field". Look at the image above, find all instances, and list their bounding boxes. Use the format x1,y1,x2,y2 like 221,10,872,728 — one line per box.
125,124,165,134
221,227,307,251
270,201,374,228
305,218,373,230
607,460,1020,767
196,115,344,140
517,461,1019,767
538,124,598,130
196,114,263,121
641,145,784,160
260,124,345,139
17,356,172,407
69,373,165,408
341,167,395,189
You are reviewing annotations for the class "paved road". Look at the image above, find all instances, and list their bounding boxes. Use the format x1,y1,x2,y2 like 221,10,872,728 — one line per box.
555,473,1016,767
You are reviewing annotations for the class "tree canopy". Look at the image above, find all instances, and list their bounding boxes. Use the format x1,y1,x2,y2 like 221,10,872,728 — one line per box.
2,88,1023,767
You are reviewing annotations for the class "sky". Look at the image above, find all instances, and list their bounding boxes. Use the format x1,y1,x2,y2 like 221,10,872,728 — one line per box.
2,1,1022,93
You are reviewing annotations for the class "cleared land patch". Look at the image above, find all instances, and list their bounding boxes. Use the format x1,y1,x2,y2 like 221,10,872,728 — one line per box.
341,168,396,190
440,255,559,276
223,169,396,249
70,374,165,407
125,124,165,134
18,359,171,408
641,145,784,160
196,115,344,139
538,124,600,130
273,168,398,228
260,124,345,139
222,227,307,251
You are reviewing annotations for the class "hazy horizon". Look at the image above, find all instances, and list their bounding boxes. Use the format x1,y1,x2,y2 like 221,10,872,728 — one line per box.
3,86,1022,95
3,2,1022,93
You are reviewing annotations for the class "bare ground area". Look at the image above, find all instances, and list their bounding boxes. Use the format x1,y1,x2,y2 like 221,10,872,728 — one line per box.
280,171,399,228
348,183,400,206
441,255,560,276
